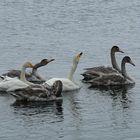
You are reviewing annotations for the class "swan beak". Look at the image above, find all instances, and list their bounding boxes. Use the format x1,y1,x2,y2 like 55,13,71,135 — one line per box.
78,52,83,58
48,59,55,63
29,63,34,68
119,49,124,53
77,52,83,61
130,60,135,66
79,52,83,56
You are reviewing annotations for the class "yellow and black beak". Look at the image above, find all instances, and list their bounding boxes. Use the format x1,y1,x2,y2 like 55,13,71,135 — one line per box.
79,52,83,57
29,63,34,68
76,52,83,61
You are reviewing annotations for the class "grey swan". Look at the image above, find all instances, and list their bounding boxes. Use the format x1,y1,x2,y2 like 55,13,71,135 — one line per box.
9,80,63,102
82,46,124,81
2,59,54,83
88,56,135,86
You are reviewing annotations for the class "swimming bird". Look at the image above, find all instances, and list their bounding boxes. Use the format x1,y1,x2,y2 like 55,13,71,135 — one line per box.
88,56,135,87
2,59,55,83
9,80,63,102
82,46,124,81
45,52,83,92
0,62,34,92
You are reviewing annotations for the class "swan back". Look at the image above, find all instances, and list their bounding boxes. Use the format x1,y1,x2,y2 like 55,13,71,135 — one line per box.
45,78,80,92
82,46,124,82
88,56,135,86
0,77,29,92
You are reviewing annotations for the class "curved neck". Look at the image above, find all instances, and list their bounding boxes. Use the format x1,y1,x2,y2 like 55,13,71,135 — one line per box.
20,66,35,86
121,60,133,81
68,62,77,81
111,50,121,73
33,62,43,69
32,69,45,81
20,66,27,82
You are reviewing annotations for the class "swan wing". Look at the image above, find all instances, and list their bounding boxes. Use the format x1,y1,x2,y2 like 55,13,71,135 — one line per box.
0,78,28,92
88,73,126,86
85,66,118,74
10,80,63,101
82,66,119,82
46,78,79,91
2,70,31,79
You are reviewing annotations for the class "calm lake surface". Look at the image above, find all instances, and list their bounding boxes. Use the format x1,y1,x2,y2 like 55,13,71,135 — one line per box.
0,0,140,140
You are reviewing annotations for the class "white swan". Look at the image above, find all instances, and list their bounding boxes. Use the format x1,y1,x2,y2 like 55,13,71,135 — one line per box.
45,52,83,92
0,62,34,92
2,59,55,83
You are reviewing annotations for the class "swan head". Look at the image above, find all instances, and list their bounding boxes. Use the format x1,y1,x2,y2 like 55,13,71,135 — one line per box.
123,56,135,66
32,59,55,70
73,52,83,64
40,58,55,66
23,62,34,68
112,46,124,53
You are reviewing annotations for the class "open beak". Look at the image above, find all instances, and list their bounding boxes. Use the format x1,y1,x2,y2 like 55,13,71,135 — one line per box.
130,60,135,66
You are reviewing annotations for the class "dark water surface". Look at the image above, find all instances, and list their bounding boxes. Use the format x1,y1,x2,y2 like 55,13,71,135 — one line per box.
0,0,140,140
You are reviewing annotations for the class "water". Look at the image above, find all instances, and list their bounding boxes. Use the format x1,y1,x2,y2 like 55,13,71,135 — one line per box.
0,0,140,139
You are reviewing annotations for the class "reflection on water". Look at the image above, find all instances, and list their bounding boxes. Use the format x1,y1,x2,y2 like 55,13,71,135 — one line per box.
110,89,133,134
12,100,63,119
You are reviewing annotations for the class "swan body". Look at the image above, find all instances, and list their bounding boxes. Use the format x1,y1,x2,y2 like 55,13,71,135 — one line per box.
2,59,54,83
0,62,34,92
45,52,83,92
10,80,63,102
0,77,29,92
82,46,124,81
46,78,80,92
88,56,135,86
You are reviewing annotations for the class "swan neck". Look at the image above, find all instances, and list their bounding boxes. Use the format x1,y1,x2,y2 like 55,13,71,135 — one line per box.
33,62,43,69
20,66,27,82
121,60,127,77
68,62,77,81
32,68,37,75
111,50,121,72
32,69,44,80
121,60,133,82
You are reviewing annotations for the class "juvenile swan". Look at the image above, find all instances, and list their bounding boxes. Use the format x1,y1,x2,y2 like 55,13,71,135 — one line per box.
10,80,63,102
82,46,124,81
88,56,135,86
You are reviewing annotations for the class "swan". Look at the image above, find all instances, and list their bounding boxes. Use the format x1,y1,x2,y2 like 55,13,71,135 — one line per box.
88,56,135,86
9,80,63,102
45,52,83,92
82,46,124,81
0,62,34,92
2,59,54,83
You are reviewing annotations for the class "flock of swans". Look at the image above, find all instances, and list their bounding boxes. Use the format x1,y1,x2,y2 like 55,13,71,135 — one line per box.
0,46,135,102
